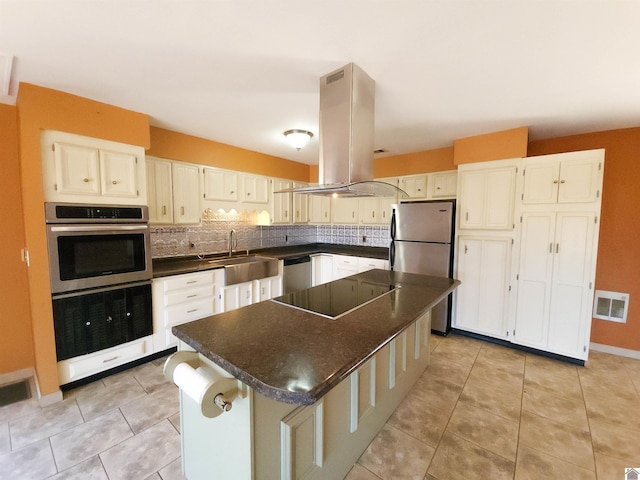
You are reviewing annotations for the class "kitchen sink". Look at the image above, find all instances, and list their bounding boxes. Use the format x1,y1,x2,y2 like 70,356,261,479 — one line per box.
208,255,279,285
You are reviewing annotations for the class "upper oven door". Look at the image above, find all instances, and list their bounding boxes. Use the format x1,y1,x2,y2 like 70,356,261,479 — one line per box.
47,224,152,294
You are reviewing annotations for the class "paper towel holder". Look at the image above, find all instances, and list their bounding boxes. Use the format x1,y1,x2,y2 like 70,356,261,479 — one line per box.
164,351,239,418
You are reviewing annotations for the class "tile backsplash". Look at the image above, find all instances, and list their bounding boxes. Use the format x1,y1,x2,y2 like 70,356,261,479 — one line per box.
150,210,390,258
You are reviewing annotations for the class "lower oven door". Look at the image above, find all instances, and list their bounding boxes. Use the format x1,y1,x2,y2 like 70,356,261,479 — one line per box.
47,224,152,294
52,281,152,361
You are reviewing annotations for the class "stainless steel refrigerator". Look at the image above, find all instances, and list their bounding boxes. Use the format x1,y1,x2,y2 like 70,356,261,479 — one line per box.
389,200,455,335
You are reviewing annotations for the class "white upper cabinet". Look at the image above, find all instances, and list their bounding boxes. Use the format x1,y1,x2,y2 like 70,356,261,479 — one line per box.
172,163,201,224
42,130,146,205
99,150,139,198
203,168,238,202
399,174,427,199
292,182,309,224
271,178,292,224
331,197,359,224
522,150,602,204
458,161,518,230
146,158,174,224
242,174,269,204
429,170,458,199
308,196,331,224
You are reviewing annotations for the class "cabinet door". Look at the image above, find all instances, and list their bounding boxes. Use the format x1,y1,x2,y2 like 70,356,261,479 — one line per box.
513,212,556,349
272,179,292,224
203,169,238,202
146,159,174,224
400,175,427,199
100,150,139,198
331,198,359,224
459,166,515,230
332,256,359,280
293,182,309,224
557,158,601,204
311,255,333,286
359,198,378,224
454,237,511,339
547,212,595,357
458,171,485,229
239,282,253,308
242,174,269,204
431,171,457,198
309,196,331,224
53,142,101,195
172,163,201,224
522,161,560,204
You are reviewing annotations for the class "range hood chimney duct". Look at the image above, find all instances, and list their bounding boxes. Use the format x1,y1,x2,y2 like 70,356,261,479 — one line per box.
279,63,408,198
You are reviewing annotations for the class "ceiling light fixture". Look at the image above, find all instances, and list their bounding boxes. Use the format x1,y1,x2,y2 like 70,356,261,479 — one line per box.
283,129,313,150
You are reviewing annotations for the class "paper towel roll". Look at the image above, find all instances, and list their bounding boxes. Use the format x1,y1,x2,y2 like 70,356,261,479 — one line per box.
172,362,222,418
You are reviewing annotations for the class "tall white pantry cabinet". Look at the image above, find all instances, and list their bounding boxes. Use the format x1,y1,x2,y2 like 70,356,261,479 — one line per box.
453,149,604,361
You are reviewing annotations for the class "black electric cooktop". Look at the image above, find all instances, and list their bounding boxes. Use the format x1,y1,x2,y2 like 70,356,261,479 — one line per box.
272,277,399,319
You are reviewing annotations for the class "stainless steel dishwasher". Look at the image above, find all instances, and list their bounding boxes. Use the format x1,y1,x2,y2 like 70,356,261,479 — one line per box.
283,255,312,294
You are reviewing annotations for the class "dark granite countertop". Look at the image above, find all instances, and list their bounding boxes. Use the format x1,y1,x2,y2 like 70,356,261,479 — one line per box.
152,243,389,278
172,269,459,406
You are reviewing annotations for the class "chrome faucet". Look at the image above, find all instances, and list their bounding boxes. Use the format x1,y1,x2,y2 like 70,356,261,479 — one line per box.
228,229,237,256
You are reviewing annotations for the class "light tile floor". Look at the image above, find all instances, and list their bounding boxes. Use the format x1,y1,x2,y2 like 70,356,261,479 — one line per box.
1,334,639,479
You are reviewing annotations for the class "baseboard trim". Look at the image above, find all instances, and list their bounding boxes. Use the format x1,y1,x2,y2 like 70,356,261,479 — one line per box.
589,342,640,360
0,367,34,385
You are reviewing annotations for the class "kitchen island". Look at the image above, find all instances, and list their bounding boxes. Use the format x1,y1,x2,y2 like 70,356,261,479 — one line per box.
171,269,459,479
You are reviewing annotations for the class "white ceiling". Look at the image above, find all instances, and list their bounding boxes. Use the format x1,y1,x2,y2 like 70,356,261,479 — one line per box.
2,1,640,165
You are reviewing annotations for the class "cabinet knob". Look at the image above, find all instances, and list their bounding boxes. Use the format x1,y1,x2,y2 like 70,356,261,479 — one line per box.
560,180,566,184
553,180,559,184
112,180,118,185
230,190,235,194
83,178,90,183
437,186,441,190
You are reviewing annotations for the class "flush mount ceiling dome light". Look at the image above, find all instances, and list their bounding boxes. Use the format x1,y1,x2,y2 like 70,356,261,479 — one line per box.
283,129,313,150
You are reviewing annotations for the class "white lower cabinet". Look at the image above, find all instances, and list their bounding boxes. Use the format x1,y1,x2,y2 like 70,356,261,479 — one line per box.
152,270,222,351
332,255,360,280
357,257,388,272
254,275,283,303
311,254,334,286
513,211,597,359
222,281,254,311
454,236,512,339
312,254,388,286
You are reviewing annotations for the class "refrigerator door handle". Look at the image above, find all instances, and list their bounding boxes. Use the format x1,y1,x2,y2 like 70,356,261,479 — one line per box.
389,241,395,270
390,210,396,240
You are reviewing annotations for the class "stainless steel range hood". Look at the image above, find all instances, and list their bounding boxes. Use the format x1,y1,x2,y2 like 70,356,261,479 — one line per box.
280,63,408,198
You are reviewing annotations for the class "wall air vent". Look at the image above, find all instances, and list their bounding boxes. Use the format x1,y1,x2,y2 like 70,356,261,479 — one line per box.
593,290,629,323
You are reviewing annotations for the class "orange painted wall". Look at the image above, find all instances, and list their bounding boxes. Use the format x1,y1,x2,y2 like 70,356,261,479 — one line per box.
375,147,455,177
16,83,150,396
148,127,310,181
0,104,35,375
528,127,640,351
454,126,529,165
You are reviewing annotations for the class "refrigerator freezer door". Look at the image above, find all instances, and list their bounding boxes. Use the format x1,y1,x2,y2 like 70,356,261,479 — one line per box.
393,241,451,277
393,201,453,243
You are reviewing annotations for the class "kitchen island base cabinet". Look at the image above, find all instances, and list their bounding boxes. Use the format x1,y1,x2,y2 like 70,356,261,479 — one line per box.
178,311,431,480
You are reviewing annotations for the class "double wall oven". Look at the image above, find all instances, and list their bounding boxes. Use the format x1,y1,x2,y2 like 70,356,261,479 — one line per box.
46,203,153,366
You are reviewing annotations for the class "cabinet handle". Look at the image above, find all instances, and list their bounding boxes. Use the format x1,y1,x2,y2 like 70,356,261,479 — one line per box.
324,212,327,218
296,211,299,218
465,212,469,221
102,356,119,364
162,205,167,215
83,178,90,183
186,280,197,284
464,245,468,254
181,206,185,215
247,192,251,196
187,294,197,298
112,180,118,185
230,190,235,194
553,180,559,184
560,180,566,184
437,186,441,190
285,210,288,218
246,291,251,299
352,212,355,218
549,243,553,253
187,308,199,313
85,321,91,326
556,243,559,253
382,211,386,218
372,211,375,218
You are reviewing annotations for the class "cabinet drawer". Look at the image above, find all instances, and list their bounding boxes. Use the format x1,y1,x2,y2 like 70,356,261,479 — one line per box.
58,336,152,384
164,298,214,326
162,271,215,292
164,285,214,307
333,255,359,267
357,257,388,272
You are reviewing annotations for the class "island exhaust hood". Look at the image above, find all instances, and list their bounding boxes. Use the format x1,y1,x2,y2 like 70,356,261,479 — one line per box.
279,63,408,198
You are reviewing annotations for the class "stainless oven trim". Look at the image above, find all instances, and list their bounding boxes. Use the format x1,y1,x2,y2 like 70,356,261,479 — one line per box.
51,280,152,300
47,223,152,294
